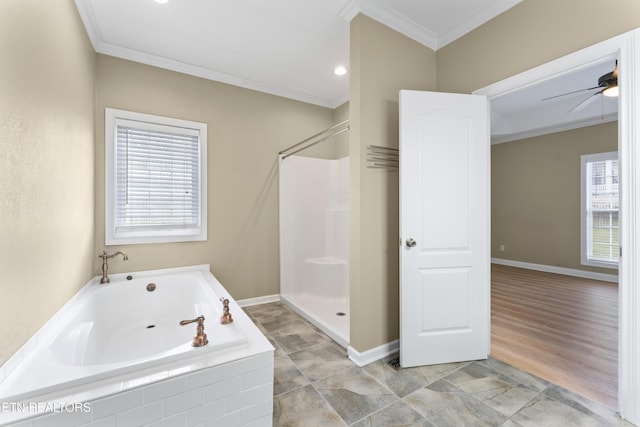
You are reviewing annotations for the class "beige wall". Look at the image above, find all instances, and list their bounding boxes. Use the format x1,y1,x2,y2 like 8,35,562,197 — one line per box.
436,0,639,277
4,0,638,366
290,101,349,160
492,122,618,273
349,15,436,352
349,0,640,353
0,0,95,365
95,55,333,301
436,0,640,94
333,102,350,159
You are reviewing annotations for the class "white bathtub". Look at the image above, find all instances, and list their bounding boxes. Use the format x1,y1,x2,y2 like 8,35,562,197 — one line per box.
0,265,274,426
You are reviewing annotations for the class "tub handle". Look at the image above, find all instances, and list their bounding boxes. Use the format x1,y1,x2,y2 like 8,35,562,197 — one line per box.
220,297,234,324
179,316,209,347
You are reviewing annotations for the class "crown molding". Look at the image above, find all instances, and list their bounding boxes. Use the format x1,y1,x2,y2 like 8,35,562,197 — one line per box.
437,0,523,49
75,0,522,108
339,0,522,51
338,0,360,21
74,0,102,48
363,0,439,49
96,42,339,108
348,0,438,49
491,114,617,145
75,0,344,109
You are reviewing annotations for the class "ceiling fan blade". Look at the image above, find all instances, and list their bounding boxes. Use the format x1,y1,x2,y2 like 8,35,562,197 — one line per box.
568,90,603,113
541,85,600,102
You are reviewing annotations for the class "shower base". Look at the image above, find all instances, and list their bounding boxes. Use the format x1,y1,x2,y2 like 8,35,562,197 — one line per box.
280,293,349,348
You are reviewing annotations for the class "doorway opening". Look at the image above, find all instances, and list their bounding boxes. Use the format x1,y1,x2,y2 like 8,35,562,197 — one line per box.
488,59,619,409
474,29,639,418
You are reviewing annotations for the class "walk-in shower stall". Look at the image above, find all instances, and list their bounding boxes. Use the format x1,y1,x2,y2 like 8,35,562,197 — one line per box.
278,121,350,346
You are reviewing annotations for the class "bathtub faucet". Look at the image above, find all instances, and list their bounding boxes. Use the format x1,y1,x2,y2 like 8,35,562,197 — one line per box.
98,250,128,284
179,316,209,347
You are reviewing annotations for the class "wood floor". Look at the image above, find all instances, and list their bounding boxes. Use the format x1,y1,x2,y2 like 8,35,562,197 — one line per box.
491,264,618,409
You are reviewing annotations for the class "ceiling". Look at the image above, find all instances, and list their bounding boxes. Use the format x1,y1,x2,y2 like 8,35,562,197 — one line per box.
74,0,618,143
491,55,619,143
74,0,522,108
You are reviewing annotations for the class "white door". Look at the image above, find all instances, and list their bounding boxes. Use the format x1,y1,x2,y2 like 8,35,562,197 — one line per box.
399,89,490,367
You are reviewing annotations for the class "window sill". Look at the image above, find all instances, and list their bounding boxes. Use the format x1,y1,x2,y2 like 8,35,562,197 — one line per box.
106,230,207,246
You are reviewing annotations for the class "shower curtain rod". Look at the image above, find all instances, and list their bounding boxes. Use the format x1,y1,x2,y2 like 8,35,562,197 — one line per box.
279,120,349,160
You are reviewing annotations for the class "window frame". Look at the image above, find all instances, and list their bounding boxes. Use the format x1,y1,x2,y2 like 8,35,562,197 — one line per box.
105,108,207,245
580,150,619,269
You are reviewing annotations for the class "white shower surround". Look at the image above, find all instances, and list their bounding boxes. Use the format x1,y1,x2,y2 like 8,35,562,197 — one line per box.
279,155,350,346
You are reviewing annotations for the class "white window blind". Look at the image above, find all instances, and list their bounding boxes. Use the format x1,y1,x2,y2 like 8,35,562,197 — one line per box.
581,151,619,268
106,109,207,245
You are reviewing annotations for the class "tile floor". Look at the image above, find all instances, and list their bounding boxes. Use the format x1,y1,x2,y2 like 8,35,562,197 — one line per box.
243,302,632,427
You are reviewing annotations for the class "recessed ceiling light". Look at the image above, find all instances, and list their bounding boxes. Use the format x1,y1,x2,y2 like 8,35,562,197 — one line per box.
154,0,169,4
334,66,348,76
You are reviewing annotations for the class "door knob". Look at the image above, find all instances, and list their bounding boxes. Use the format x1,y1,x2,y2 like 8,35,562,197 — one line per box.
406,238,417,248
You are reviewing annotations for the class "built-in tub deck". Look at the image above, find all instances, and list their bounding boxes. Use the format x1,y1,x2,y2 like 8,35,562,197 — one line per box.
0,265,274,426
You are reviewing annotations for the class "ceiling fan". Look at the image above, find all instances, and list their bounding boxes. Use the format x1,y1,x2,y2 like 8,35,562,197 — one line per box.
542,61,618,113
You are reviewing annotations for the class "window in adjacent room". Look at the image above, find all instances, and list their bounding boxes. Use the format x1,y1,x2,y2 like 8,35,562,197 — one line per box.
581,151,619,268
105,108,207,245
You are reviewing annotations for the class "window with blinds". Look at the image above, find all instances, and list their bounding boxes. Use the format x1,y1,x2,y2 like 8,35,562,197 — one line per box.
581,151,619,268
105,109,207,245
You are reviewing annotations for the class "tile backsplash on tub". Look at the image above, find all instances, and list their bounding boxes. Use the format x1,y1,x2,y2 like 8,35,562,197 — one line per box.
6,352,274,427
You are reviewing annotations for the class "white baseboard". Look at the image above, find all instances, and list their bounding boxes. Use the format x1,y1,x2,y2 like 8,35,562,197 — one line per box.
348,339,399,367
236,294,280,308
492,258,618,283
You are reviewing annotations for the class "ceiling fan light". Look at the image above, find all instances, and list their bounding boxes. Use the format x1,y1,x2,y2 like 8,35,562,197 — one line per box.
603,85,619,97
